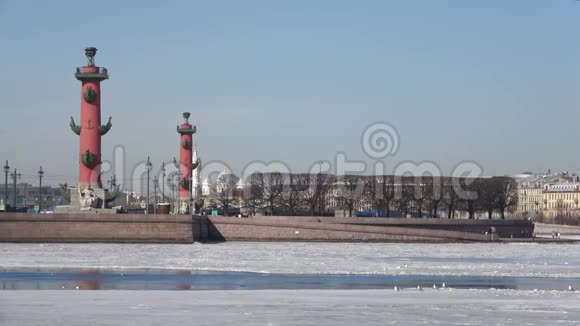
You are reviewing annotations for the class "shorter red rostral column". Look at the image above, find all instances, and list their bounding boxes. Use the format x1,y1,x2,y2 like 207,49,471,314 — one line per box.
176,112,198,214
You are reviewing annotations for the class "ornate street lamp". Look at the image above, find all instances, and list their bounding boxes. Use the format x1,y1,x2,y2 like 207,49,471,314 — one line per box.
153,177,159,214
11,169,21,208
38,166,44,212
161,162,166,203
3,161,9,206
145,157,152,215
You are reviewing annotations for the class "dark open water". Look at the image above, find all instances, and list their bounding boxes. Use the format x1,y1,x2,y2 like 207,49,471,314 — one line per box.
0,268,578,291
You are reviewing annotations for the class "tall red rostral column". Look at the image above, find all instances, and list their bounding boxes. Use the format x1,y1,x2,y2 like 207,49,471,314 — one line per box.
176,112,198,214
70,47,112,205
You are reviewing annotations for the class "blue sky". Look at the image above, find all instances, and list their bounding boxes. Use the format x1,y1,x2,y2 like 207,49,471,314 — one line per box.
1,0,580,187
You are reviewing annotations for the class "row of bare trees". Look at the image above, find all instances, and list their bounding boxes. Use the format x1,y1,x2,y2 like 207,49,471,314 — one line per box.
242,173,335,216
214,172,518,219
334,175,517,219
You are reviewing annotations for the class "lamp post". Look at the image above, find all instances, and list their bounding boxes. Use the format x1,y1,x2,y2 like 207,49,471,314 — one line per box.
145,157,152,215
107,174,117,207
23,183,27,210
174,172,179,214
317,161,323,216
153,177,158,214
168,173,173,214
3,161,9,206
189,169,193,215
38,166,44,212
11,169,21,208
161,162,166,203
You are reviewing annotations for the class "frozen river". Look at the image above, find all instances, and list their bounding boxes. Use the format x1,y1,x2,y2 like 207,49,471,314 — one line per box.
1,289,579,325
1,242,579,325
1,242,579,277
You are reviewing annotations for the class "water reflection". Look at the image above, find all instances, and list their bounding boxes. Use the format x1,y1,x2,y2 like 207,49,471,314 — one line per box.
0,268,579,291
75,269,100,290
175,270,191,290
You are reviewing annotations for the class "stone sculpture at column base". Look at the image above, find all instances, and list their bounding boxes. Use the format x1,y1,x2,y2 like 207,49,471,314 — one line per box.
55,186,120,214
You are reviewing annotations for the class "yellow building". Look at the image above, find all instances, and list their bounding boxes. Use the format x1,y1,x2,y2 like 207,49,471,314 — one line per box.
516,174,580,221
517,187,543,217
516,177,544,218
543,183,580,219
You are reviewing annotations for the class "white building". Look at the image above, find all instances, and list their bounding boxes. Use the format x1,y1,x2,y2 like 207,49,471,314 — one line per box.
191,149,202,200
202,177,212,196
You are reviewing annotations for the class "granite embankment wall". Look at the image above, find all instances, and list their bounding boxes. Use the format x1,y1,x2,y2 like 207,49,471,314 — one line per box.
0,213,195,243
339,217,532,238
0,214,533,243
206,216,488,242
205,216,534,242
207,216,532,240
534,223,580,235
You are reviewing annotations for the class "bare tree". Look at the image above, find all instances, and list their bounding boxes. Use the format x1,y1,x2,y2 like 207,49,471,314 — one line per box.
244,173,264,216
396,178,414,218
378,175,394,217
478,178,497,219
458,177,479,219
394,175,439,218
493,176,518,219
303,173,334,216
280,173,306,216
302,174,318,216
442,178,460,219
255,172,284,215
336,175,364,217
363,176,379,215
319,174,335,215
413,180,429,218
216,173,239,216
424,176,443,218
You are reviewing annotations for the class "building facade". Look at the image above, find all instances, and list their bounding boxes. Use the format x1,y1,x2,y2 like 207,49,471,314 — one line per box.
0,183,66,211
542,183,580,219
516,177,544,218
515,173,580,221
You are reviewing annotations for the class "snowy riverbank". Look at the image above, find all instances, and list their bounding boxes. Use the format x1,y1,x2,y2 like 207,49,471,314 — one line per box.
1,289,579,326
1,242,579,278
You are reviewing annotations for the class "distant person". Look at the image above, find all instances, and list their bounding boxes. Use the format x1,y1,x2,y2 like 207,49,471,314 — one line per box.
552,231,556,239
557,232,561,239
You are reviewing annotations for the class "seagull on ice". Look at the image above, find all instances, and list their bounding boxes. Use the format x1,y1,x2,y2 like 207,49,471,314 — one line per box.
433,284,437,289
417,285,423,291
442,283,446,289
394,286,399,291
569,285,576,292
